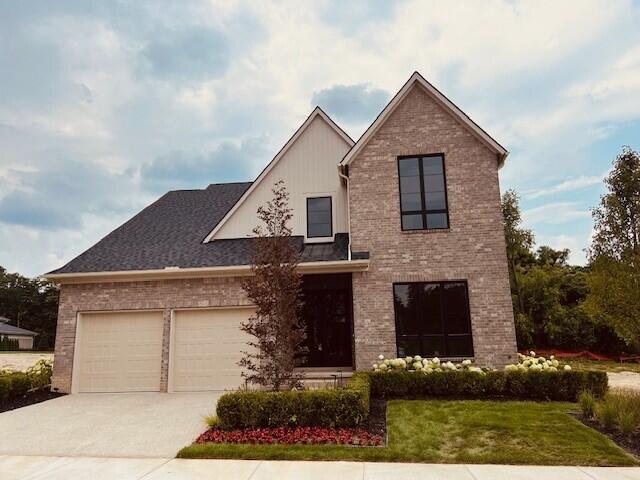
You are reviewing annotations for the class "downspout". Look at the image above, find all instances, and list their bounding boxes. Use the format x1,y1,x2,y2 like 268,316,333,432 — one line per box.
338,164,352,261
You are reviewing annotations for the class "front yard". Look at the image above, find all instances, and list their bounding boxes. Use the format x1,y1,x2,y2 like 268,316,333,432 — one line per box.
178,399,637,466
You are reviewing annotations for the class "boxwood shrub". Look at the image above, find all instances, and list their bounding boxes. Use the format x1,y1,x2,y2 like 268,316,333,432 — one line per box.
216,372,371,430
368,369,608,401
0,372,32,402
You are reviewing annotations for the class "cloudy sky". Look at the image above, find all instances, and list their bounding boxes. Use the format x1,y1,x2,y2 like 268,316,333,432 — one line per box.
1,0,639,277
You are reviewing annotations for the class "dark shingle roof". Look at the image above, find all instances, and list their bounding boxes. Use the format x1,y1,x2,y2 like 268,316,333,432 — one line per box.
0,323,37,337
49,182,366,274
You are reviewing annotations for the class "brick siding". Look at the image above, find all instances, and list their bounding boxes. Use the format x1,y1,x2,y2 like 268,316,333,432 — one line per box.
348,84,517,369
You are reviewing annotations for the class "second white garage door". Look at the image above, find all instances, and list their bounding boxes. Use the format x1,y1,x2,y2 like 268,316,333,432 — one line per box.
170,307,254,392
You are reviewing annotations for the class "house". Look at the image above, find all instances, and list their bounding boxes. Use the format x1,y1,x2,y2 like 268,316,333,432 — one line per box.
45,72,517,394
0,316,37,350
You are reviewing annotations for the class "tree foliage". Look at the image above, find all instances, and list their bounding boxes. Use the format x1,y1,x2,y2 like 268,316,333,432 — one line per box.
0,266,59,349
239,180,306,391
586,146,640,350
501,191,625,353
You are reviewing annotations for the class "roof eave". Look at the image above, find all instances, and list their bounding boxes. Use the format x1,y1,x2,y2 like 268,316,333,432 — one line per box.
43,259,370,285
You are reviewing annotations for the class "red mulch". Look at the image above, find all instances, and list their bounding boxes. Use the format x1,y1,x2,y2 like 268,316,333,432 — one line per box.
196,426,383,446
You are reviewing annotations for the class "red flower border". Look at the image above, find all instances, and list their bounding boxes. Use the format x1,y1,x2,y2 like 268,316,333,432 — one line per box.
196,426,383,447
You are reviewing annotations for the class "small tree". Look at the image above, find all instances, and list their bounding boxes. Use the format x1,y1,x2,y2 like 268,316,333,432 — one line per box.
239,180,306,391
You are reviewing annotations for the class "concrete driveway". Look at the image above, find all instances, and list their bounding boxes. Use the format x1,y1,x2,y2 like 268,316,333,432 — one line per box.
0,392,221,458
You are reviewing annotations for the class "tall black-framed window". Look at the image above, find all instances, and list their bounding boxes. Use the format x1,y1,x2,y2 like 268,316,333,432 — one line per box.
398,154,449,230
307,196,332,238
393,281,473,358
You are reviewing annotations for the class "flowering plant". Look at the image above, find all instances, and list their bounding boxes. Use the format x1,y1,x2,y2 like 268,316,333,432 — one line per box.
372,354,486,374
196,426,383,446
504,351,572,372
25,359,53,389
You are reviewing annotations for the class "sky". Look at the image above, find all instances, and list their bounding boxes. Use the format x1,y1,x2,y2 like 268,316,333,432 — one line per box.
1,0,639,277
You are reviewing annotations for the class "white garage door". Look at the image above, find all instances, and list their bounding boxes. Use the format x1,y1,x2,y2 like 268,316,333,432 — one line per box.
171,307,254,392
76,311,163,393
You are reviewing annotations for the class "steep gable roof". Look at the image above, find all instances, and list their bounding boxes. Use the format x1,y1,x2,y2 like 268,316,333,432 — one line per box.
340,72,508,167
203,107,354,243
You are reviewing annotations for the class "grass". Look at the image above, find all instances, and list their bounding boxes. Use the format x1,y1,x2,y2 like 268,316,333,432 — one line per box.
178,400,637,465
568,358,640,374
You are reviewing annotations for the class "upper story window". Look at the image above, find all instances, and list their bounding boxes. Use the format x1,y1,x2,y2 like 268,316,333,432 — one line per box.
398,154,449,230
307,196,332,238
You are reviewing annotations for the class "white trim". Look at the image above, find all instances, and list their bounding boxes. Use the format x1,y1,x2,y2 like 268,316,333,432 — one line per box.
45,259,370,284
340,72,509,168
203,107,354,243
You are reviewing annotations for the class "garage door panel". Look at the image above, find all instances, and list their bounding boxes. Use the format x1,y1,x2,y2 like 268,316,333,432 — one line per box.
172,308,254,392
77,311,163,393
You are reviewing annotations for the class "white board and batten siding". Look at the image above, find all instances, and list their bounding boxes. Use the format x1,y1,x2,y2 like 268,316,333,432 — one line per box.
212,114,352,241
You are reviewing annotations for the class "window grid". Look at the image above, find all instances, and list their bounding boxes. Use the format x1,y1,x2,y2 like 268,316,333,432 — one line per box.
398,154,450,231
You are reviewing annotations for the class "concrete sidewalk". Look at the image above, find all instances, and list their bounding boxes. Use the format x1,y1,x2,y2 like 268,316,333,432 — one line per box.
2,456,640,480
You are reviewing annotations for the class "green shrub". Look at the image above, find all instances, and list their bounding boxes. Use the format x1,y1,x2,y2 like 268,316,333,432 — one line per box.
616,410,638,436
368,369,608,401
25,359,53,389
204,414,219,428
216,372,370,430
592,390,640,434
578,391,597,418
0,337,20,351
0,372,31,403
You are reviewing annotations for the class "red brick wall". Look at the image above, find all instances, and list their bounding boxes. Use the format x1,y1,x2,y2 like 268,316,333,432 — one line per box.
348,84,517,369
52,277,249,393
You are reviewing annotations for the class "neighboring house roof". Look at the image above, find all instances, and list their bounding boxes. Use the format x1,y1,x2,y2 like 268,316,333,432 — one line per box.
48,182,366,275
340,71,509,167
0,323,37,337
203,107,355,243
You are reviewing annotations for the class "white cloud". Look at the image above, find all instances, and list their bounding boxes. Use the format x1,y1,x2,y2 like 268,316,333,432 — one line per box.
524,174,606,199
535,233,589,265
523,202,591,225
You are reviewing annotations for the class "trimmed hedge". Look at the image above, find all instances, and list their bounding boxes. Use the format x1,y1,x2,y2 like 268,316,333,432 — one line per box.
0,372,32,402
368,369,608,401
216,372,370,430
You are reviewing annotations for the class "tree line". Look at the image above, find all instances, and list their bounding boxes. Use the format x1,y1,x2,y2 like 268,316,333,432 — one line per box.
503,146,640,354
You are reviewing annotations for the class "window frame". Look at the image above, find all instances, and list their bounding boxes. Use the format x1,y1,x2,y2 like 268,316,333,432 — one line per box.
392,280,474,358
306,196,333,239
397,153,450,231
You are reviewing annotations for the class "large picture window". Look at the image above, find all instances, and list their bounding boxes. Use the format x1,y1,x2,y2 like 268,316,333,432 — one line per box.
307,196,332,238
393,281,473,358
398,154,449,230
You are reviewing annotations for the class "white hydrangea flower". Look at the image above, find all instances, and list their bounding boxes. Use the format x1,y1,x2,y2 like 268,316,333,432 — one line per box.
405,356,413,364
414,355,422,362
564,365,572,371
432,357,440,364
530,351,536,357
462,359,472,366
372,363,378,370
378,354,385,361
548,366,557,372
379,363,388,371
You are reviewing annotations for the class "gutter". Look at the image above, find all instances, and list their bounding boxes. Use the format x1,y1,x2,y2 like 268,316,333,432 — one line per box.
43,259,370,285
337,164,352,261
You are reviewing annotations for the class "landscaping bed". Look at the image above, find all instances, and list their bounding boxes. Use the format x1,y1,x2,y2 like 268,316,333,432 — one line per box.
195,426,383,446
179,399,636,465
0,388,64,413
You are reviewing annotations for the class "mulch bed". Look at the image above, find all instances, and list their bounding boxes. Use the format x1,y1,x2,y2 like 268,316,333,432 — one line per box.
0,389,65,413
575,413,640,459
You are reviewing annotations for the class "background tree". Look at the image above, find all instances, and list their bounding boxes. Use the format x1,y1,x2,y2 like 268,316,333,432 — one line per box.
0,266,59,349
239,180,306,391
586,146,640,350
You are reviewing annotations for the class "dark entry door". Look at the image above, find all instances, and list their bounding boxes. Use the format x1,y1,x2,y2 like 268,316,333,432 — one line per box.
300,273,353,368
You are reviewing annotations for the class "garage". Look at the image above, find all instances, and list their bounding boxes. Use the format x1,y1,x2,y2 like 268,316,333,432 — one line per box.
74,311,164,393
170,307,254,392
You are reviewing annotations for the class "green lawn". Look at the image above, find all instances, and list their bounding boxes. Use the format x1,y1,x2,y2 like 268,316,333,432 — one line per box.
568,358,640,374
178,400,637,465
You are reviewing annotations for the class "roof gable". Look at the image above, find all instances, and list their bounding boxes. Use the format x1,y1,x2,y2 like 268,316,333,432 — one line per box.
341,72,508,167
203,107,354,242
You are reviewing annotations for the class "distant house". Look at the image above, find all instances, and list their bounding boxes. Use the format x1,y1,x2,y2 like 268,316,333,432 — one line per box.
0,316,37,350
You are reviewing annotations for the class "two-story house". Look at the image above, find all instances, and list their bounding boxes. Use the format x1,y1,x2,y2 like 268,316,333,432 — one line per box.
46,72,517,394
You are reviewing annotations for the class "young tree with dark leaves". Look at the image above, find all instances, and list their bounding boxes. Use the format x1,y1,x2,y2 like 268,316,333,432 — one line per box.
586,146,640,350
239,180,306,391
